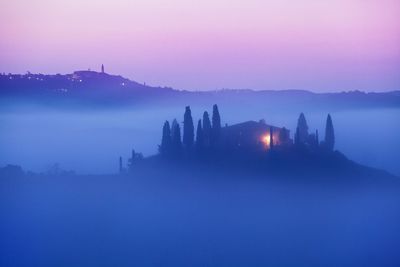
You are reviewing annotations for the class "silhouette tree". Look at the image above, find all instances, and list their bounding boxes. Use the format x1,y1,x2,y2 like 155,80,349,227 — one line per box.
159,120,171,155
183,106,194,149
171,118,182,155
324,114,335,151
296,113,309,144
195,119,204,153
315,129,319,146
171,119,178,142
0,164,24,177
269,126,274,149
202,111,211,147
211,104,221,146
128,149,143,170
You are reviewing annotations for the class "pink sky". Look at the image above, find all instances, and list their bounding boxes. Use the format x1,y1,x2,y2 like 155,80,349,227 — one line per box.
0,0,399,91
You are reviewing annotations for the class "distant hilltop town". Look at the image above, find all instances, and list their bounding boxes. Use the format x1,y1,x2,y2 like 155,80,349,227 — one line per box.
1,66,399,109
0,65,173,103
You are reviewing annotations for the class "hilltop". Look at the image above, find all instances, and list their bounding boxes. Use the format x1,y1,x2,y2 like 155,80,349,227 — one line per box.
1,70,399,110
114,105,399,183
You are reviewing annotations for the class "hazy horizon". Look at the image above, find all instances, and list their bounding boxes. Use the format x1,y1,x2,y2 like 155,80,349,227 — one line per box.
2,69,400,94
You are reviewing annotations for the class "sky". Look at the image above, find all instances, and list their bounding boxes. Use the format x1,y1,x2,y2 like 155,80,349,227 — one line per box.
0,0,399,92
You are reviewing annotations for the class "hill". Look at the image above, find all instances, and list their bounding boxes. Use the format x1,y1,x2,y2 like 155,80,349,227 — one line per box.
1,71,399,110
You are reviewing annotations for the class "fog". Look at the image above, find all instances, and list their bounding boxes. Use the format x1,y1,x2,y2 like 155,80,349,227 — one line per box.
1,103,400,266
1,104,399,176
1,168,399,266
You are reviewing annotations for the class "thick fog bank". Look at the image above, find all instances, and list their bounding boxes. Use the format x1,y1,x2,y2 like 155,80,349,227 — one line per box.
0,104,399,175
1,170,399,266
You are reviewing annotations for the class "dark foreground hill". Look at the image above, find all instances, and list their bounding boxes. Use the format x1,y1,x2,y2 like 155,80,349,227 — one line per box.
123,146,399,187
2,146,397,186
1,156,400,267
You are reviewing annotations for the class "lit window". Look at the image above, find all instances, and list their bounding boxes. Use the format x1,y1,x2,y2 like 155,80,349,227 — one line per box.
262,134,271,147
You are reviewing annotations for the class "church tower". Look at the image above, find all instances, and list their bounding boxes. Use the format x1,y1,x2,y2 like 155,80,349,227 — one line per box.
101,64,105,73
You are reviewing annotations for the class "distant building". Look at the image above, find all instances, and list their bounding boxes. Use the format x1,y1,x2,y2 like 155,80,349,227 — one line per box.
221,121,291,150
101,64,105,74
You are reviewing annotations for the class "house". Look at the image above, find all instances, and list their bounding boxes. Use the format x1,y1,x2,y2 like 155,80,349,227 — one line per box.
221,120,291,150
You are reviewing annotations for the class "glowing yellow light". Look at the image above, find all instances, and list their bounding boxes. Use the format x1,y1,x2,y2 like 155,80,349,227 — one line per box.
262,134,270,147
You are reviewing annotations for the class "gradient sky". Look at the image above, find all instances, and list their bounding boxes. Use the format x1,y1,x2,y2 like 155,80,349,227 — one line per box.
0,0,399,92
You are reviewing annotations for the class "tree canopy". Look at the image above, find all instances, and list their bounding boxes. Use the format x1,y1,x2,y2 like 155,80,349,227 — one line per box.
296,113,309,144
160,120,171,155
196,119,204,153
203,111,211,147
211,104,221,146
183,106,194,149
324,114,335,151
171,119,182,155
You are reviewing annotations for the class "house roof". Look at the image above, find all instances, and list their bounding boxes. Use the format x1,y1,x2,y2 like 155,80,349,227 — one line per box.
222,121,283,134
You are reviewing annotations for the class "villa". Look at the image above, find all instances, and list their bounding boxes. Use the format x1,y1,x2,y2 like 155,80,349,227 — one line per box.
221,120,292,150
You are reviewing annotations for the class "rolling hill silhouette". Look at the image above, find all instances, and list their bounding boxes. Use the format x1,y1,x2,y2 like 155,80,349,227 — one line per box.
1,71,399,109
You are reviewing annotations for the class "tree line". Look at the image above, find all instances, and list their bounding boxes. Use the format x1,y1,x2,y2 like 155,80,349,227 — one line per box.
159,104,221,157
294,113,335,150
159,104,336,159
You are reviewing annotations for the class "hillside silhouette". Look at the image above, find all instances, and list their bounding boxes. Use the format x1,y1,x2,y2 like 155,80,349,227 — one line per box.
117,104,398,183
1,69,399,110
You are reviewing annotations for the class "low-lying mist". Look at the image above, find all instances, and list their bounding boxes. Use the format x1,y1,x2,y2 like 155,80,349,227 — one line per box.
1,101,399,266
1,166,399,266
1,103,399,175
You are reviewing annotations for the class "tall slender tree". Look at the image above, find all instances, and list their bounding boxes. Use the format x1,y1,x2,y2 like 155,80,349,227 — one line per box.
269,126,274,149
211,104,221,146
159,121,171,155
183,106,194,149
296,113,309,144
202,111,211,147
195,119,204,153
171,119,178,141
171,118,182,155
324,114,335,151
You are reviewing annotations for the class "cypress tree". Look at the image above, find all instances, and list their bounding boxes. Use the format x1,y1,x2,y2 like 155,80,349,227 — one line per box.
159,121,171,155
325,114,335,151
171,119,178,141
296,113,309,144
202,111,211,147
316,129,319,146
269,126,274,149
183,106,194,149
211,104,221,146
195,119,204,153
171,118,182,155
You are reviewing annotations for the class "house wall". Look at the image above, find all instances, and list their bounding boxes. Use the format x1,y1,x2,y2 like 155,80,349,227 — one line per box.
221,125,284,151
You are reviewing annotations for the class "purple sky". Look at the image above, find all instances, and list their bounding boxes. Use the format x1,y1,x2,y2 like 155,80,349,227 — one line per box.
1,0,399,92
